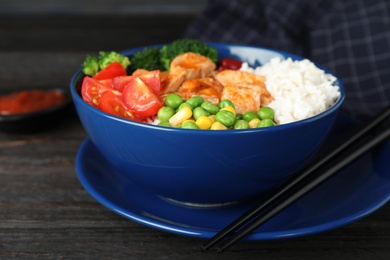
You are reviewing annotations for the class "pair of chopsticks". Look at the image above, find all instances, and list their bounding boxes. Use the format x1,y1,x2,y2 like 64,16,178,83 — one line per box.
202,105,390,253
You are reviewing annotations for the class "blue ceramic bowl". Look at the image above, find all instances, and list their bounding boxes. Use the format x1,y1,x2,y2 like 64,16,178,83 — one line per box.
70,43,345,207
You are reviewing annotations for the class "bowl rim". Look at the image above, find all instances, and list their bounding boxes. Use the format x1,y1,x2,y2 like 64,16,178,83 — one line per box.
70,43,345,135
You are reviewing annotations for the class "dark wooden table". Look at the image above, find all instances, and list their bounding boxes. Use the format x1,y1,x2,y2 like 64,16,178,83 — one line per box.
1,14,389,260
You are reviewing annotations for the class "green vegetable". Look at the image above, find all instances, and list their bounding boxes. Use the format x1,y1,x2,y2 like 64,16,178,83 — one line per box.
193,107,210,120
258,107,275,120
157,106,175,122
219,99,235,109
165,93,183,109
234,120,250,129
257,119,275,128
216,110,236,127
243,111,258,122
82,51,131,76
98,51,131,70
128,47,163,73
186,96,204,108
201,102,220,115
158,121,172,127
159,38,218,71
177,102,193,111
181,121,199,129
82,55,99,76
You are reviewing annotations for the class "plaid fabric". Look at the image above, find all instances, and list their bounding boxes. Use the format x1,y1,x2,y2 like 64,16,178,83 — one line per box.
184,0,390,119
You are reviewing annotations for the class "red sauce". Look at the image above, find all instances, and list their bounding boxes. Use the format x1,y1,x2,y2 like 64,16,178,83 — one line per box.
0,90,66,115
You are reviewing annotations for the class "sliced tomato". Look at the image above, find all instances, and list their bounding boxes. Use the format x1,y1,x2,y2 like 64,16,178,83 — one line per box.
81,76,112,107
112,70,161,94
137,70,161,94
99,91,143,121
98,78,113,88
122,77,163,117
93,62,127,80
112,75,135,92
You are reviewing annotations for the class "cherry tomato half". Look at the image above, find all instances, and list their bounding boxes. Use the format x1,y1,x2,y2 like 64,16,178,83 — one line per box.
99,91,143,121
112,70,161,94
112,75,135,92
136,70,161,94
81,76,119,107
122,77,163,117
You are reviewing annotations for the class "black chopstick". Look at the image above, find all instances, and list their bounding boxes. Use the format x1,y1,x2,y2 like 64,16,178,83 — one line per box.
202,105,390,253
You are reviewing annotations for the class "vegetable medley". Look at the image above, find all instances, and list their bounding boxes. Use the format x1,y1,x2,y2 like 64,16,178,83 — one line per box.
157,93,275,130
79,38,276,130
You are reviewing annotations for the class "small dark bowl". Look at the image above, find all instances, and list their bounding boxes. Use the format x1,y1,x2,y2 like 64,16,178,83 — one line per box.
0,88,72,133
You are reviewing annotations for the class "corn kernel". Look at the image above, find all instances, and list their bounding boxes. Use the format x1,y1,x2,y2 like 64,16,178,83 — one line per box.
196,116,213,130
208,115,216,123
210,121,228,130
220,105,236,116
249,118,261,128
169,106,192,127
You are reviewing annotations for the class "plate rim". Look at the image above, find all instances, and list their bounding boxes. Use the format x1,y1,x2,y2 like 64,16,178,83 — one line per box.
75,137,390,240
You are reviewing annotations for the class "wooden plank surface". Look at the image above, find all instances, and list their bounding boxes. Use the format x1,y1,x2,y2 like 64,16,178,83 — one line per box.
0,14,194,90
0,14,390,260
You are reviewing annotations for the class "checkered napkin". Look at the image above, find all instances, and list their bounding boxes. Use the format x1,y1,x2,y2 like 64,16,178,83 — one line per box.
184,0,390,119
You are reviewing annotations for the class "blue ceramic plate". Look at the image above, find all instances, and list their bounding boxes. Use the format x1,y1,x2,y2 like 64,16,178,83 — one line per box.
75,114,390,240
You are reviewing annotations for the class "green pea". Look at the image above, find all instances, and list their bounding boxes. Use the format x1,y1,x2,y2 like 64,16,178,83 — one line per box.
164,93,183,109
186,96,204,108
234,120,249,129
193,107,210,120
157,106,175,122
216,110,236,127
257,119,275,128
158,121,172,127
201,102,220,115
219,99,235,109
243,111,259,122
257,107,275,120
181,121,199,129
177,102,193,111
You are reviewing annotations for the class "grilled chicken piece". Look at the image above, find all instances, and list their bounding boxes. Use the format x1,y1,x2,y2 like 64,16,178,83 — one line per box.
215,69,266,86
160,53,216,94
215,69,273,112
177,78,223,99
220,83,262,114
160,72,186,94
170,52,216,80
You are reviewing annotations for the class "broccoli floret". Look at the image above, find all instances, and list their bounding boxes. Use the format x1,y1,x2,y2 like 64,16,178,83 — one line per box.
159,38,218,71
128,47,163,73
82,55,99,76
98,51,131,70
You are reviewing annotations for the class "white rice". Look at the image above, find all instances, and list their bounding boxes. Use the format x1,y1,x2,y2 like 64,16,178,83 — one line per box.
240,57,341,124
